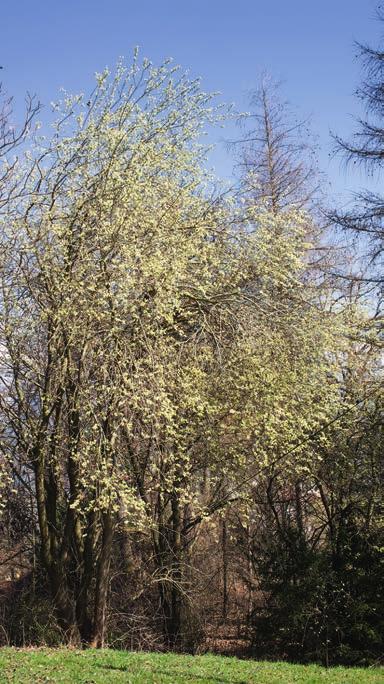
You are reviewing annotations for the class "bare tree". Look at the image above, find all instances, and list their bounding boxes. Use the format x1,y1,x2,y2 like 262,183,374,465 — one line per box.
231,76,321,214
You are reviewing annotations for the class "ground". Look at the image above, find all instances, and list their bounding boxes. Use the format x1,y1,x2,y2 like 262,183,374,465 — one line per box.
0,649,383,683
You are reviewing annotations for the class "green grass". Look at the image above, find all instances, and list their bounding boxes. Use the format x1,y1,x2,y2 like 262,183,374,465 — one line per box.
0,648,383,684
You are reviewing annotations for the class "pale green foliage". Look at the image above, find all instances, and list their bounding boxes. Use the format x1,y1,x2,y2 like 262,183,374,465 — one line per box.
0,57,230,532
195,209,349,506
0,55,362,542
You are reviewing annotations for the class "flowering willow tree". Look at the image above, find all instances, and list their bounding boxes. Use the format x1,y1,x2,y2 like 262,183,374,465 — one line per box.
0,56,351,648
0,56,235,645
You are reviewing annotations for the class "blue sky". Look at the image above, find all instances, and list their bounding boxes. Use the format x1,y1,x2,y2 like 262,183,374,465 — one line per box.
1,0,382,203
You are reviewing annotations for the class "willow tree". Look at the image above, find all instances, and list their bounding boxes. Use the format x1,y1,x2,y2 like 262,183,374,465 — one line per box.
158,202,353,642
0,56,356,650
0,55,236,646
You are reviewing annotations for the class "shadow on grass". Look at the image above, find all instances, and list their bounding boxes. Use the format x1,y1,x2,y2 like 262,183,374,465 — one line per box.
95,663,248,683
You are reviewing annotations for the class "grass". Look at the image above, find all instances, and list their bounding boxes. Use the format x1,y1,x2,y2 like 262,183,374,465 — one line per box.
0,648,383,684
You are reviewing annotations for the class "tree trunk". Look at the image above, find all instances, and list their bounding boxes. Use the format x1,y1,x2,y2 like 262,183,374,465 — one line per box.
168,493,182,646
35,449,81,642
90,512,114,648
222,518,228,622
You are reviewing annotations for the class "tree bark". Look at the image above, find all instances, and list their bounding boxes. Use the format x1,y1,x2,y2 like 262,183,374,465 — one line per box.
90,512,114,648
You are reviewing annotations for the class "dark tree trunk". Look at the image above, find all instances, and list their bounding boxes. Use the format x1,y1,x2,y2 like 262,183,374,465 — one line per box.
90,512,114,648
222,518,228,622
168,493,182,646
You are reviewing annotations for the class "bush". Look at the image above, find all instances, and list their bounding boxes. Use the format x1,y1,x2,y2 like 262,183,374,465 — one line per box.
0,573,63,647
251,523,384,666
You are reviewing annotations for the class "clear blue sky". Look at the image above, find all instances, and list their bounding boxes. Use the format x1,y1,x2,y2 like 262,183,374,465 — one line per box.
1,0,382,203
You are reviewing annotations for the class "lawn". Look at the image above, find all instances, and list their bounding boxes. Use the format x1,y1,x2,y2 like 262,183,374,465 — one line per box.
0,649,383,684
